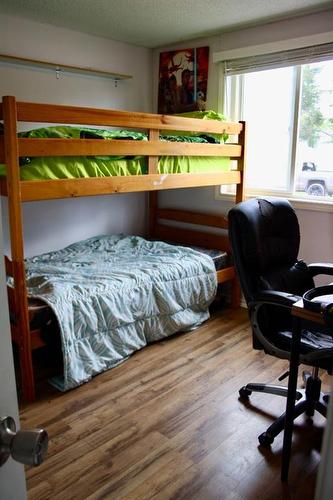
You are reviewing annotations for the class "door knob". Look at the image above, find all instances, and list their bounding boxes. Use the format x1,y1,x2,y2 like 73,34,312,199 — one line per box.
0,416,48,467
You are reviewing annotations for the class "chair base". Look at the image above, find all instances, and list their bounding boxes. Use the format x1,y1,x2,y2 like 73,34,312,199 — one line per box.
239,370,329,447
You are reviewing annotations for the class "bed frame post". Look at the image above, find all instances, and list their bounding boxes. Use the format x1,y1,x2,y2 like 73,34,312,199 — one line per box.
148,128,159,238
235,121,247,204
231,121,247,308
3,96,35,402
148,192,158,238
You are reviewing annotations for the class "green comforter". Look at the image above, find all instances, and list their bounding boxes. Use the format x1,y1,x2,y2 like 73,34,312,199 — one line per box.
0,122,230,179
24,235,217,390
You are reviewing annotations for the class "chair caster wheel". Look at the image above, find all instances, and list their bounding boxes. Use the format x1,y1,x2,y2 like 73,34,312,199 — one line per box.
239,387,252,399
258,432,274,447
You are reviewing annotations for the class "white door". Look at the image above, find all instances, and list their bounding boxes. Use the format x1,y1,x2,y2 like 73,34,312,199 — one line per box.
0,204,27,500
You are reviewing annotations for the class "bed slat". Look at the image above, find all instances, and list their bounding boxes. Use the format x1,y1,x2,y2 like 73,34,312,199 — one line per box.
153,223,230,251
156,208,229,230
17,138,242,158
216,266,235,283
11,171,241,201
16,101,243,135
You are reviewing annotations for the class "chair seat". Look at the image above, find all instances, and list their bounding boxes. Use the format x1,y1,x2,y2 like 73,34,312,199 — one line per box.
272,330,333,373
278,329,333,351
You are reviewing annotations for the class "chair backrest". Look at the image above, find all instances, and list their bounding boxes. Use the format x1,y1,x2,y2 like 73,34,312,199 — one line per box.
228,198,315,305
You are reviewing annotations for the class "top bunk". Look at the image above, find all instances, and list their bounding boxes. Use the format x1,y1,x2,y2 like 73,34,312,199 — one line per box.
0,96,245,202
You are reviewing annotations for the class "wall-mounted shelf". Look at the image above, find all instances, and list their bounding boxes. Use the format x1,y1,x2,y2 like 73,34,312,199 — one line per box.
0,53,132,83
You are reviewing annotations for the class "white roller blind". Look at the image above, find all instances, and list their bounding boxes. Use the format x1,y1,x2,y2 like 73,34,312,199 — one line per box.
225,42,333,75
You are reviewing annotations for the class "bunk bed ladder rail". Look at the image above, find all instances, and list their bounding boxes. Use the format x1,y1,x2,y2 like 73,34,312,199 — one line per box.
2,96,35,402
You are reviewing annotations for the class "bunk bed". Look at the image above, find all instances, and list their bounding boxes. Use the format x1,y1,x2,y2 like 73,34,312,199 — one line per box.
0,96,246,401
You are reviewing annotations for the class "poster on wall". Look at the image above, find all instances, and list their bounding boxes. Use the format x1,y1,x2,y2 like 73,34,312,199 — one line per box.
158,46,209,114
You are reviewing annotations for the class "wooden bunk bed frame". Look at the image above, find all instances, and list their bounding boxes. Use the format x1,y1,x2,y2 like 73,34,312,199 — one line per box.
0,95,246,402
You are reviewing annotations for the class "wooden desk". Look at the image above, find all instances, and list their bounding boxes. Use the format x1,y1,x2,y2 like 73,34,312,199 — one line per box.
292,299,325,325
281,299,325,482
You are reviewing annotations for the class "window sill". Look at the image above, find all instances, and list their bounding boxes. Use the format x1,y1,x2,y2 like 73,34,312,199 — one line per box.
215,187,333,213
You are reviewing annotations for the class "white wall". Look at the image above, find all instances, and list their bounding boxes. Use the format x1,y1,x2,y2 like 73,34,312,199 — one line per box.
153,9,333,110
153,9,333,268
0,14,153,256
0,14,152,111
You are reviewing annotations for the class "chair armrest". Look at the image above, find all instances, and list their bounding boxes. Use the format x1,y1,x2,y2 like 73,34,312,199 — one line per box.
249,290,300,309
308,263,333,277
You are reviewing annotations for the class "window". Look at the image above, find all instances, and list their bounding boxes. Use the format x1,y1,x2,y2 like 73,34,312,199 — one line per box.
221,44,333,202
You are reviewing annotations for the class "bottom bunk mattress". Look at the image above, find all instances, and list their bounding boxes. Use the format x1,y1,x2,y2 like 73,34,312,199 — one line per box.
24,235,217,390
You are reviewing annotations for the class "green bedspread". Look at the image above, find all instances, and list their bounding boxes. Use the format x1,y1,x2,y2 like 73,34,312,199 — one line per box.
2,152,229,180
24,235,217,390
0,117,231,179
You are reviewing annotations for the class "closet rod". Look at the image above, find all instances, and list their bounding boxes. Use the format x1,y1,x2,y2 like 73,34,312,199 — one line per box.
0,53,132,82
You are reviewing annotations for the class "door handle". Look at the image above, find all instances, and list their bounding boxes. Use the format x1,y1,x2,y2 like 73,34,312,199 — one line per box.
0,416,48,467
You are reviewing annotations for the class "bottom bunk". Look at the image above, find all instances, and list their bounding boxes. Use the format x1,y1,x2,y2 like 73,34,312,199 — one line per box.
6,208,239,398
21,234,218,391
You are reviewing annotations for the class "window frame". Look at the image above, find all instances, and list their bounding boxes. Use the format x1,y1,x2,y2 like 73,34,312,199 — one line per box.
214,35,333,211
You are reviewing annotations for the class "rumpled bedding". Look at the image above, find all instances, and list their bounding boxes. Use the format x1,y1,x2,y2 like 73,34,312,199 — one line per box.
24,235,217,390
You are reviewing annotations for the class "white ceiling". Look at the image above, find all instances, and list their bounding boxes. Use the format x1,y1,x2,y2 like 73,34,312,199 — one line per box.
0,0,332,48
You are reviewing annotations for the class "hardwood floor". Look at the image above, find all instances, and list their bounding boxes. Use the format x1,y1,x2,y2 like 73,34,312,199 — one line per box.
20,308,330,499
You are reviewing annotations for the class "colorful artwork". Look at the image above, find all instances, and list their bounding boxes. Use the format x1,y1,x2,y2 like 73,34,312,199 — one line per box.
158,46,209,114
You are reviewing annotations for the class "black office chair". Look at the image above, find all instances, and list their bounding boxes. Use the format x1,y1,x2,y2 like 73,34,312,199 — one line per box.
228,197,333,446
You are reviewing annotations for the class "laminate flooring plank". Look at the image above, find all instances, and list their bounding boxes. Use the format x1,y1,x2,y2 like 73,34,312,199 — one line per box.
23,309,327,500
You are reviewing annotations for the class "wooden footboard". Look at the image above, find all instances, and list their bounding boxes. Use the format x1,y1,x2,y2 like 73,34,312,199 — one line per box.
148,195,241,308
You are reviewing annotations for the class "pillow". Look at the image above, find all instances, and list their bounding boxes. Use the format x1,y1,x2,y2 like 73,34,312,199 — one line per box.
160,110,229,142
176,110,226,121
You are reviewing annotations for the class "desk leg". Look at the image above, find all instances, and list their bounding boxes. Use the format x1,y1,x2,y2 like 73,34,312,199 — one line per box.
281,316,301,482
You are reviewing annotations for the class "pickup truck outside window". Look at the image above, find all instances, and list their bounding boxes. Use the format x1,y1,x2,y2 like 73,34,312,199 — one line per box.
296,162,333,197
